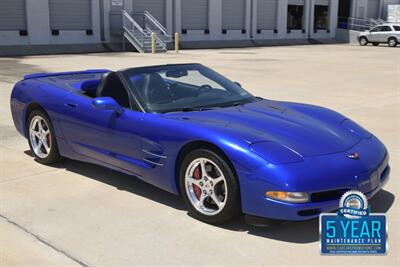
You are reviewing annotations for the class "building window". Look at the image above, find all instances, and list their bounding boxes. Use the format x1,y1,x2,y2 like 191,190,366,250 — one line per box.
287,5,304,30
314,5,329,30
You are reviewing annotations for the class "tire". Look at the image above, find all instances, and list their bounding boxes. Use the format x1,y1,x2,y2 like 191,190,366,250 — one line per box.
179,149,241,224
388,37,397,47
27,109,62,164
372,42,379,46
359,37,368,46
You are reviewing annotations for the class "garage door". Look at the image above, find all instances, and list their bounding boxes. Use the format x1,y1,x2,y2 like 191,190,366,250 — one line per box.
315,0,329,5
288,0,305,6
0,0,26,31
49,0,92,30
257,0,278,30
222,0,246,30
367,0,379,18
133,0,165,26
181,0,208,30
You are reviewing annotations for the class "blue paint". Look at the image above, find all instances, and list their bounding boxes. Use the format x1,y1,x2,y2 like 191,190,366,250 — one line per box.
10,65,390,221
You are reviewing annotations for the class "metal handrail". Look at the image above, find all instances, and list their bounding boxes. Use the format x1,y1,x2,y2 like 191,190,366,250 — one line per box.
123,26,142,46
122,10,146,34
143,10,169,36
131,11,171,44
122,10,170,53
145,25,167,49
338,16,386,31
123,30,144,53
122,10,149,52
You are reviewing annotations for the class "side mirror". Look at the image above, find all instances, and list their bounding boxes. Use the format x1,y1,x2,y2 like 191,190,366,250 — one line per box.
92,97,124,115
234,81,242,87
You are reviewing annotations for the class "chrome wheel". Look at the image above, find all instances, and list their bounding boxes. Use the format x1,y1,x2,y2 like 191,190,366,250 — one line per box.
359,37,368,46
29,115,51,158
388,38,397,47
185,158,227,216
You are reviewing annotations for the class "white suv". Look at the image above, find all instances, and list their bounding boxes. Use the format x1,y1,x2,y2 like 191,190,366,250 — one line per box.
358,24,400,47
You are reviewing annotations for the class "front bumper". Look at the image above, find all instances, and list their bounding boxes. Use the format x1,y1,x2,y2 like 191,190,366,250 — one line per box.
244,165,389,221
238,136,390,221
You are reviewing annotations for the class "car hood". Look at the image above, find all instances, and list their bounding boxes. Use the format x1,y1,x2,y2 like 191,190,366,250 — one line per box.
164,100,361,157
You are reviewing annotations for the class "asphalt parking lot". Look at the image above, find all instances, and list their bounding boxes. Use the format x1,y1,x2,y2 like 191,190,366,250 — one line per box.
0,44,399,266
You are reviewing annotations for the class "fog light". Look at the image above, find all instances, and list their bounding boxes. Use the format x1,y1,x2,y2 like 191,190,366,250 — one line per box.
266,191,309,203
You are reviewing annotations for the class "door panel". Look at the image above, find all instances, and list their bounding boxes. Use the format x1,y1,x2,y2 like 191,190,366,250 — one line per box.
60,93,145,176
377,32,389,42
369,26,381,42
369,32,378,42
371,26,392,42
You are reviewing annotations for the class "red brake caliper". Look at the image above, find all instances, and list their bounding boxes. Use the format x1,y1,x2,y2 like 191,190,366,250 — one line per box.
193,165,202,200
47,130,51,147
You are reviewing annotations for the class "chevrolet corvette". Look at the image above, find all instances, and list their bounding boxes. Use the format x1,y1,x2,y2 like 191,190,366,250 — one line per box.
10,64,390,224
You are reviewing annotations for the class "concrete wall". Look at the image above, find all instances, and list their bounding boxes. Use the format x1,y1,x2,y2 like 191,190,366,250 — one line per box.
0,0,340,49
336,28,360,43
176,0,338,42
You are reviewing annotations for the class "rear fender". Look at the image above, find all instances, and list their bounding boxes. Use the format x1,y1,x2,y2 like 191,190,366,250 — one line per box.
10,79,68,139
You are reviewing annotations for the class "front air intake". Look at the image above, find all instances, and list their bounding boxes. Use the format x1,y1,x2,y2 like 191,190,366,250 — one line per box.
310,189,350,203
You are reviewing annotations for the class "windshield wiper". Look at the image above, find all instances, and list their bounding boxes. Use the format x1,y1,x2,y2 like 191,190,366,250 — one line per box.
216,101,244,108
180,107,216,112
217,97,258,108
232,102,244,106
162,106,218,113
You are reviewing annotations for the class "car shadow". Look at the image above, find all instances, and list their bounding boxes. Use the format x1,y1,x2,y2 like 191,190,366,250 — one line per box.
24,150,395,244
25,151,185,211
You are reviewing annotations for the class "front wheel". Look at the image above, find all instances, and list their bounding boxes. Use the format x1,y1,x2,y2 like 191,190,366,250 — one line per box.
359,37,368,46
388,38,398,47
179,149,241,224
27,109,62,164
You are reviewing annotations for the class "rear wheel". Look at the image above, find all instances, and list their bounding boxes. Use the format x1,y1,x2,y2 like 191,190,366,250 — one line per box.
179,149,241,224
27,109,62,164
359,37,368,46
388,37,397,47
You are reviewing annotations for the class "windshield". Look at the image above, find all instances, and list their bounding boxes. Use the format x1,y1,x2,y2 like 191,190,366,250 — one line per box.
122,64,255,113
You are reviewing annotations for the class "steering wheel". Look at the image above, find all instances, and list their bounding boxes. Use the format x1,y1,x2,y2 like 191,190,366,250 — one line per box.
194,85,212,97
165,81,177,100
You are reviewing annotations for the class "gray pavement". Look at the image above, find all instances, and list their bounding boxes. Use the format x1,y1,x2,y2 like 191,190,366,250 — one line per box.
0,44,399,266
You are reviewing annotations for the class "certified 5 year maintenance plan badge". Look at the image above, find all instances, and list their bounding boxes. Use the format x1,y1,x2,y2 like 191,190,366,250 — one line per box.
320,190,387,255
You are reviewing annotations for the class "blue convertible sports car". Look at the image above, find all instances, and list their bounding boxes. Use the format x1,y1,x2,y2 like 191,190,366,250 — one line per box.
10,64,390,224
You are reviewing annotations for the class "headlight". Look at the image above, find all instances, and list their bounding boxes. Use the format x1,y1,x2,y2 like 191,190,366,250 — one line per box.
341,119,372,139
250,142,303,164
266,191,309,203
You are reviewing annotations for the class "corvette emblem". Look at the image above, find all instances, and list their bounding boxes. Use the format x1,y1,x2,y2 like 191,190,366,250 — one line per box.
347,152,360,160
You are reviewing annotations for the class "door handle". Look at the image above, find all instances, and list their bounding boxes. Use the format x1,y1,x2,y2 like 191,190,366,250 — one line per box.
65,103,77,108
